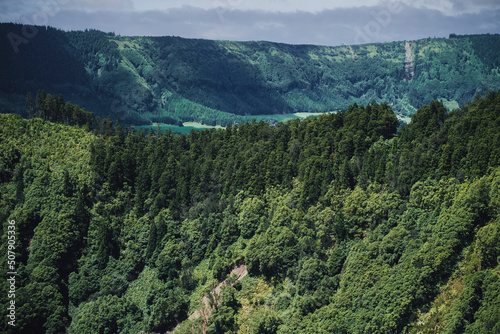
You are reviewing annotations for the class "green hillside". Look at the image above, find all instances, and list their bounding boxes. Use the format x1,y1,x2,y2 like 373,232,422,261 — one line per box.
1,92,500,333
1,23,499,126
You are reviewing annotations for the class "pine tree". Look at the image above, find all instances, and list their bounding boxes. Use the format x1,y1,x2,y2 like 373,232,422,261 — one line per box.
26,92,35,118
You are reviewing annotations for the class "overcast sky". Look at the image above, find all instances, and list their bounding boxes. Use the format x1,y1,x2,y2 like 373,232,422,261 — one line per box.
1,0,499,46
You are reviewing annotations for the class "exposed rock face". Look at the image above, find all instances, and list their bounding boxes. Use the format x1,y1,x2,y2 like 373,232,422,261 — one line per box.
404,41,414,81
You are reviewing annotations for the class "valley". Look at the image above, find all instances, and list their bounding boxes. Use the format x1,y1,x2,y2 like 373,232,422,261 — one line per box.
1,23,499,127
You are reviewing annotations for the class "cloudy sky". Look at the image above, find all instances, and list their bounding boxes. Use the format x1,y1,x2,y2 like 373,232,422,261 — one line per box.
1,0,499,46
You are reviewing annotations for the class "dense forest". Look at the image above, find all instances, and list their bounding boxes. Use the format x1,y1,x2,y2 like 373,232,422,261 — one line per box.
1,91,500,333
1,23,500,126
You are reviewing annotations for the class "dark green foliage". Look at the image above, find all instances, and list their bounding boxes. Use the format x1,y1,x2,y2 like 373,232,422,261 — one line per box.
207,286,241,333
147,287,189,332
1,92,500,333
248,312,282,334
68,294,141,334
448,270,500,333
0,25,90,94
465,34,500,69
29,90,94,128
247,226,298,278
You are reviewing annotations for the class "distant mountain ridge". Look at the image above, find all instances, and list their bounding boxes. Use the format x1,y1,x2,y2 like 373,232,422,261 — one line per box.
1,23,499,125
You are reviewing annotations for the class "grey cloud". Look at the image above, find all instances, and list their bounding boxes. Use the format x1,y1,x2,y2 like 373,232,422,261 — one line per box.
5,3,500,46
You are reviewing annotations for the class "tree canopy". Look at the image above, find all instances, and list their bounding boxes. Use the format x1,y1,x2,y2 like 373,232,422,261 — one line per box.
1,91,500,333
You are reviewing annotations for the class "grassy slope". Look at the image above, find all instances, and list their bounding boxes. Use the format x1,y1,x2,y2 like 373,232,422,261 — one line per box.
1,24,499,126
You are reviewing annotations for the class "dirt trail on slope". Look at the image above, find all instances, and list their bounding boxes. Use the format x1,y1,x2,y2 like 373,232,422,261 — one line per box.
169,264,248,334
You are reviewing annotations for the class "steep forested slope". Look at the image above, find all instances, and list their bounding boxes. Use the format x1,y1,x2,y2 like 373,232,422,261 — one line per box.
1,23,499,125
1,92,499,333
